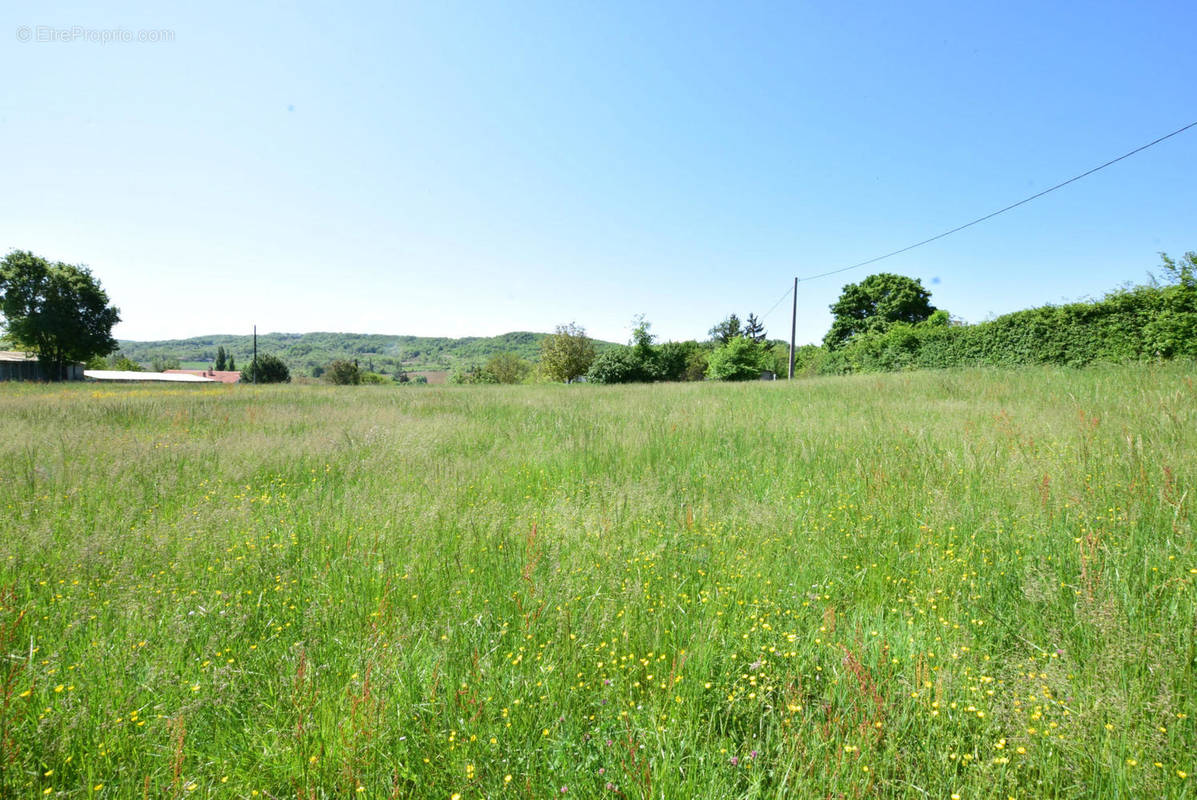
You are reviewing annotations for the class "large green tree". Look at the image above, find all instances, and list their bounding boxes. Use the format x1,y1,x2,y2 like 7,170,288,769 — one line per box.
484,352,531,384
241,353,290,383
706,335,770,381
0,250,121,379
539,322,596,383
824,273,936,350
708,313,742,345
324,359,361,385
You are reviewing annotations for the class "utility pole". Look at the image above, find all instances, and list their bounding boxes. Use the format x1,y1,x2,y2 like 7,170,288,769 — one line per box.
252,325,258,385
787,277,797,379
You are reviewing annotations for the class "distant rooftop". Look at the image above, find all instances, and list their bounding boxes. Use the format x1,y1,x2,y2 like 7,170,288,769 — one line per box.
164,369,241,384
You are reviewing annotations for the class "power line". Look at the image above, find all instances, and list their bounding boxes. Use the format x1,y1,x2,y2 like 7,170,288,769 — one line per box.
759,285,794,323
797,119,1197,284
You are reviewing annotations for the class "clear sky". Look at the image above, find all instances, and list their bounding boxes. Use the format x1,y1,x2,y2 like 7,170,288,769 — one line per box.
3,0,1194,346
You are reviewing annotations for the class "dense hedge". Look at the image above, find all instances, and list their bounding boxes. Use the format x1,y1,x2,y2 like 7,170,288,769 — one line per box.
802,271,1197,375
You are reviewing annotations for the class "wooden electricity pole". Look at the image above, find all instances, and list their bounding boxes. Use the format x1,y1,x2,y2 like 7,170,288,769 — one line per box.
787,277,797,379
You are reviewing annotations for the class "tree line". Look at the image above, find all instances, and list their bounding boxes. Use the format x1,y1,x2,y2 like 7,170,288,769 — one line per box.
4,248,1194,383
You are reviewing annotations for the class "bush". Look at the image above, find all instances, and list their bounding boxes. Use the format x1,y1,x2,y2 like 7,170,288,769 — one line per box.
450,363,498,384
657,340,708,381
706,337,770,381
324,359,361,385
241,354,291,383
585,347,654,384
810,255,1197,375
485,352,531,384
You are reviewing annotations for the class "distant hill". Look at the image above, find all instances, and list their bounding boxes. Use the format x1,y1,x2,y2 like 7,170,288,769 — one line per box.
116,331,619,377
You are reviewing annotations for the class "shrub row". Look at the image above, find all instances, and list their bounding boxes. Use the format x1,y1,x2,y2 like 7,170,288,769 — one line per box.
801,276,1197,375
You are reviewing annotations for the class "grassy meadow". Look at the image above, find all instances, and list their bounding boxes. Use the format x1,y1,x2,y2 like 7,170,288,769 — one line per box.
1,366,1195,799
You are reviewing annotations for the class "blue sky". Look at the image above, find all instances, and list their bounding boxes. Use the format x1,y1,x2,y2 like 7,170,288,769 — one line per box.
2,0,1194,346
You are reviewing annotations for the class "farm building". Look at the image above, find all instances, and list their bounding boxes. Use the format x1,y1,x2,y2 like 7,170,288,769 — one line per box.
84,370,216,383
164,369,241,384
0,350,84,381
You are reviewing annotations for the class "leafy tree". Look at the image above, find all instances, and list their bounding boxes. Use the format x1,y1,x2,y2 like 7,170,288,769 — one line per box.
241,353,290,383
151,356,181,372
324,359,361,385
586,317,667,384
657,340,706,381
87,352,143,371
585,347,649,384
110,355,144,372
709,314,742,345
684,347,710,381
824,273,935,350
540,322,596,383
630,315,657,369
485,352,531,384
227,354,235,371
743,313,767,343
1158,250,1196,288
450,363,498,384
0,250,121,380
706,336,770,381
214,346,227,371
360,371,391,385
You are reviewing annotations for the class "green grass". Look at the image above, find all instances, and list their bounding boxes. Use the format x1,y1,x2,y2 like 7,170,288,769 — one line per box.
1,365,1195,798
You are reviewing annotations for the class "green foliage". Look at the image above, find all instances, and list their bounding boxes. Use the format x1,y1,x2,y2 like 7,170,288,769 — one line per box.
214,346,227,371
450,363,498,385
324,359,361,385
1157,250,1196,288
151,356,181,372
708,313,742,344
657,340,707,382
743,313,766,343
0,250,121,380
683,345,710,381
484,352,531,384
116,330,619,379
539,322,596,383
763,341,791,377
587,317,663,384
824,272,936,350
85,352,145,371
241,353,291,383
359,371,391,385
84,351,144,371
585,346,649,384
813,254,1197,373
706,335,770,381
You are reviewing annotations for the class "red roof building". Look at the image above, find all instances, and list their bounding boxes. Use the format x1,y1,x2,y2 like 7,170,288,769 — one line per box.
164,369,242,384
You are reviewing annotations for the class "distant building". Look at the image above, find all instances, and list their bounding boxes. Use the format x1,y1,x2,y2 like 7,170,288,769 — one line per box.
0,350,84,381
164,369,241,384
84,370,216,383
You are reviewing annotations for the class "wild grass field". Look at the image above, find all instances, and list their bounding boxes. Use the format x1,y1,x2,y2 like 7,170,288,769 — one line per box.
1,366,1195,799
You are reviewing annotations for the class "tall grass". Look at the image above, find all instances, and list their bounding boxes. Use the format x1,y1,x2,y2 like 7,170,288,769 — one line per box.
1,366,1194,798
